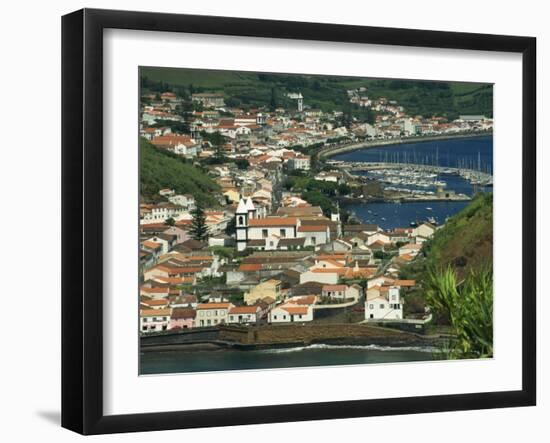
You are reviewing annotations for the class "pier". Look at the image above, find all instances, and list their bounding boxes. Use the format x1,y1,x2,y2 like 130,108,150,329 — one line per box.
332,161,493,187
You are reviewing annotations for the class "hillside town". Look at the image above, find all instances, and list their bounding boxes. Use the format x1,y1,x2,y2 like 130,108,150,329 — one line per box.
138,84,490,335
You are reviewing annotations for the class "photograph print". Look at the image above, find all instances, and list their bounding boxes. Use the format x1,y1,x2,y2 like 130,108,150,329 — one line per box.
138,67,493,375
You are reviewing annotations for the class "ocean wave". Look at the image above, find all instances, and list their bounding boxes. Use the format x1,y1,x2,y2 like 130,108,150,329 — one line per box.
259,343,438,354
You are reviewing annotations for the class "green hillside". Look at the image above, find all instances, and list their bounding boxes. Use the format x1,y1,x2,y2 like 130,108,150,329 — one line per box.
140,138,220,207
401,192,493,286
423,192,493,276
140,67,493,119
401,192,493,333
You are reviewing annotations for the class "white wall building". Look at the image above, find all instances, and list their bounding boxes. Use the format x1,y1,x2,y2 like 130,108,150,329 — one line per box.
195,303,233,327
299,269,342,285
227,306,262,324
140,308,172,333
288,155,311,171
269,304,313,323
412,223,436,239
365,286,403,320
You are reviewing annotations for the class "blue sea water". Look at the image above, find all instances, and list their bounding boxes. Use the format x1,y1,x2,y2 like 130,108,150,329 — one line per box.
140,344,437,374
334,136,493,230
333,136,493,173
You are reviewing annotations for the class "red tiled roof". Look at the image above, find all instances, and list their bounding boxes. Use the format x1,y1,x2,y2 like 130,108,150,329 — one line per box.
281,306,309,315
229,306,260,314
238,263,262,272
249,217,297,227
197,303,232,310
140,308,171,317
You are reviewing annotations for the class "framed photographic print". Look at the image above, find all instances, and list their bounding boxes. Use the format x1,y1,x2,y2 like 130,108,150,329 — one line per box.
61,8,536,435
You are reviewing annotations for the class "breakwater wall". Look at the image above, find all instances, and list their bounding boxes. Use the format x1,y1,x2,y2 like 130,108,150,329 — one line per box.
140,323,442,352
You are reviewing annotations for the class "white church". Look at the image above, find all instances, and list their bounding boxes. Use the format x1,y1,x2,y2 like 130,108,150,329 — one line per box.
235,197,335,252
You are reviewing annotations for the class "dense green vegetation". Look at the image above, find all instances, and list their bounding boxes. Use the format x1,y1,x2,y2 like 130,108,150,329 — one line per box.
141,67,493,119
140,138,220,206
400,192,493,342
401,193,493,284
282,171,352,216
423,192,493,276
339,78,493,120
427,266,493,359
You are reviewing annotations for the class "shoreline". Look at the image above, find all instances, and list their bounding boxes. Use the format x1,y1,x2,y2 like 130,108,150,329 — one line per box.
318,131,493,159
140,324,447,353
140,336,443,353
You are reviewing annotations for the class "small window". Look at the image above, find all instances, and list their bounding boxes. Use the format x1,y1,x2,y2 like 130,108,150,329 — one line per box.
380,304,385,309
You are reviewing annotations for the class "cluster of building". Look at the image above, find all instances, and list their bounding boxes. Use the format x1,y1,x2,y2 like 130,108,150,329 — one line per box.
138,85,450,335
347,86,493,138
139,200,437,333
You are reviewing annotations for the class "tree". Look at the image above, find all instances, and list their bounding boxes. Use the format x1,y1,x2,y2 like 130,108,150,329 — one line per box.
234,158,249,170
164,217,176,227
225,216,236,235
189,205,209,242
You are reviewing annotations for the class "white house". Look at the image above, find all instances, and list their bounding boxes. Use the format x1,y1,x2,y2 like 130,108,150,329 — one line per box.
365,286,403,320
367,232,391,246
288,155,311,171
140,308,172,333
140,202,187,224
412,222,436,239
299,268,344,285
168,194,196,210
269,304,313,323
227,306,262,324
297,224,330,248
243,217,298,251
321,284,362,301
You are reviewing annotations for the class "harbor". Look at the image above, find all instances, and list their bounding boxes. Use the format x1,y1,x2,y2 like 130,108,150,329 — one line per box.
331,136,494,229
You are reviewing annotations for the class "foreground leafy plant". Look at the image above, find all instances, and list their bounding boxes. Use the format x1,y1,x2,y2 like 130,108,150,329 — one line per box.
426,266,493,359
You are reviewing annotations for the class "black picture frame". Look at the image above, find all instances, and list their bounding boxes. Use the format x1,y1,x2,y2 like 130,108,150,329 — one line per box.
62,8,537,435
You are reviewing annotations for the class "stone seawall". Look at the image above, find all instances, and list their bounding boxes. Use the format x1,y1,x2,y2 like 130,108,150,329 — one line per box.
140,323,443,352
